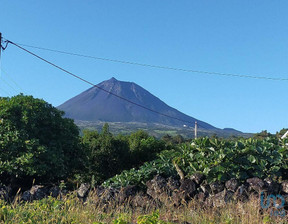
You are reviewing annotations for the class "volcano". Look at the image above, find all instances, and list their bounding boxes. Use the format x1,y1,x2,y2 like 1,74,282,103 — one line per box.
57,77,217,129
57,77,248,137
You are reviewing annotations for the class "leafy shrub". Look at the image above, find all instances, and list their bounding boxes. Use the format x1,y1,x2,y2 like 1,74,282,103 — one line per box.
103,150,178,188
177,137,287,182
81,124,130,183
129,130,166,165
104,136,288,188
82,127,167,184
0,94,83,185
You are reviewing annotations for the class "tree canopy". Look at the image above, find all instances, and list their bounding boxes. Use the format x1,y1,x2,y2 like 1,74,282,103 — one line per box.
0,94,82,185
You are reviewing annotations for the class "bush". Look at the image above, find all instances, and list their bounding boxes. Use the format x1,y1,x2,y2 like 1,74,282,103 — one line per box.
81,124,130,183
82,127,167,184
104,136,288,188
0,94,83,186
128,130,166,165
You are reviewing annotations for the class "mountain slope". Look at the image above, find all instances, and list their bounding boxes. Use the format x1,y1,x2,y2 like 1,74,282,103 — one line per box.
58,77,217,130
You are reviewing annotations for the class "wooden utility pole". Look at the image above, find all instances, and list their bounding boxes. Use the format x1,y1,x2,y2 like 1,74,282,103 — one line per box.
0,32,2,58
195,121,198,139
0,33,8,57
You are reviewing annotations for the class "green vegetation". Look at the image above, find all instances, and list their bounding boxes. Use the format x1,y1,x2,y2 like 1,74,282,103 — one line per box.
81,127,167,184
104,136,288,188
0,94,83,186
1,94,288,223
0,95,168,188
1,193,287,223
1,95,287,190
75,120,252,139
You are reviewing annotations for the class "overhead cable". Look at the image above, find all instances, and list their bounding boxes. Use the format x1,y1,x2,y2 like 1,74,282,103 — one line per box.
4,39,288,81
6,39,206,128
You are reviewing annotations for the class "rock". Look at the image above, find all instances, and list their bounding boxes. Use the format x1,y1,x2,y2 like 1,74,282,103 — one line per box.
194,191,209,203
146,175,168,200
21,185,48,202
171,179,197,206
200,184,211,194
234,184,249,202
77,183,90,198
96,186,119,204
179,179,197,199
281,194,288,208
191,172,205,185
131,191,157,209
118,185,137,203
208,190,234,207
166,177,180,192
281,181,288,194
94,186,106,197
48,186,61,198
246,177,266,192
0,186,9,201
225,178,239,192
210,181,225,194
264,177,279,194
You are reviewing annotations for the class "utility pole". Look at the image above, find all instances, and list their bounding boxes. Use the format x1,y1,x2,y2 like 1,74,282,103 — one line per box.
0,33,8,59
0,32,2,58
195,121,198,139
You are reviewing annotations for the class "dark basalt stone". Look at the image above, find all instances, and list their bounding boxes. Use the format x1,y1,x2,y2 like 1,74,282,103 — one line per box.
225,178,239,192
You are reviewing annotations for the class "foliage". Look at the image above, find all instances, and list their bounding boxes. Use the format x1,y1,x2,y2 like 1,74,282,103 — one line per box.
161,134,185,146
177,137,287,182
129,130,166,165
81,126,166,184
0,94,83,185
137,211,172,224
276,128,288,138
104,136,288,187
0,193,287,223
103,149,178,188
81,124,130,183
254,130,273,139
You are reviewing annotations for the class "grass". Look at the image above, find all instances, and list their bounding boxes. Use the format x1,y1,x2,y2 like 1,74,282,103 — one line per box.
0,191,287,223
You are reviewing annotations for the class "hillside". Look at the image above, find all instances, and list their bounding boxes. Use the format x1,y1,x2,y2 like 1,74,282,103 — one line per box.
58,77,246,137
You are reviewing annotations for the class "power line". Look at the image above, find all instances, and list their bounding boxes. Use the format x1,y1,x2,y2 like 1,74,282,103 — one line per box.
0,67,24,93
0,89,12,97
0,79,13,96
4,39,288,81
6,39,208,128
0,76,19,94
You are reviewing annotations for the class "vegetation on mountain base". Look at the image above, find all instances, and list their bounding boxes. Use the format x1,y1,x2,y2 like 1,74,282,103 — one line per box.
104,136,288,188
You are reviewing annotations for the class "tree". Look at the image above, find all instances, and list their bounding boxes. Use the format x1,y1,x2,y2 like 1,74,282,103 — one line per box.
81,127,167,184
0,94,83,186
276,128,288,138
254,130,273,139
172,134,185,144
128,130,165,165
81,124,130,183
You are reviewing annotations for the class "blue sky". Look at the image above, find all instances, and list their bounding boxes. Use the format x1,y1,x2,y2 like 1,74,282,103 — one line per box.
0,0,287,133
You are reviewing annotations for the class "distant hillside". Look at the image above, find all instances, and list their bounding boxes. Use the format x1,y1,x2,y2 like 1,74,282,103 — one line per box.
58,77,247,137
75,120,251,139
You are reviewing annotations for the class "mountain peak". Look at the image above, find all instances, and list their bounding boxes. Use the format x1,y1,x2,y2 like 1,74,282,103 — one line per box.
108,77,118,82
58,78,216,129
